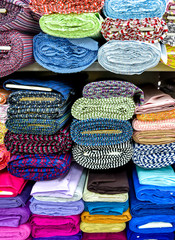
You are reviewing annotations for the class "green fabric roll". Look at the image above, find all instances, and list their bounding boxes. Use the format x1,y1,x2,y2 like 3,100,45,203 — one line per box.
71,97,135,120
39,13,103,39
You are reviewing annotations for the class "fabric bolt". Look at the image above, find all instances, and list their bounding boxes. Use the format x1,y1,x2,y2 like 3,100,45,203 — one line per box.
101,18,168,43
163,45,175,68
98,41,161,75
162,23,175,46
0,122,7,144
7,152,72,181
163,0,175,23
82,232,127,240
136,108,175,121
103,0,167,19
80,222,126,233
0,30,34,78
33,33,98,74
0,223,31,240
0,104,9,123
70,119,133,146
83,80,144,105
39,13,103,39
33,232,82,240
0,89,11,105
30,214,80,238
0,144,10,170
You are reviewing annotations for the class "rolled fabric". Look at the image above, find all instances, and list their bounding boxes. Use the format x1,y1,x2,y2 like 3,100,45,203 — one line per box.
163,0,175,23
7,152,72,181
34,33,98,73
162,23,175,46
80,222,126,233
133,142,175,169
98,41,161,75
0,89,11,105
71,97,135,120
133,167,175,204
101,18,168,43
70,119,133,146
33,232,82,240
39,13,103,38
82,80,144,105
0,223,31,240
0,104,9,123
103,0,167,19
136,109,175,121
30,214,80,238
0,144,10,170
83,232,127,240
0,30,34,78
0,123,7,144
163,45,175,68
81,209,131,223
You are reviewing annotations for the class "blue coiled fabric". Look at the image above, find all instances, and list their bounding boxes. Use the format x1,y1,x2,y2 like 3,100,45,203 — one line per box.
33,33,98,73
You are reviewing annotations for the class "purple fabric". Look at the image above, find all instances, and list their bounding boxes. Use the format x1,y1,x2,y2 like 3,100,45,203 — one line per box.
33,232,83,240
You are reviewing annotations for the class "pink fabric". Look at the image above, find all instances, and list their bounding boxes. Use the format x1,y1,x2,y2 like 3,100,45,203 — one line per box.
135,84,175,114
82,232,127,240
0,169,27,197
30,214,80,238
0,144,10,170
0,223,31,240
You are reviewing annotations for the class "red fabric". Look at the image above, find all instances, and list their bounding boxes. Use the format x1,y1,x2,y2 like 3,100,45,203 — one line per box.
83,232,127,240
0,144,10,170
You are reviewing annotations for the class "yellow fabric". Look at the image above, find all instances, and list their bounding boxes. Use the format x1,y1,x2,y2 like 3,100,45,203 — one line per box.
137,109,175,121
0,123,7,144
163,45,175,68
80,222,126,233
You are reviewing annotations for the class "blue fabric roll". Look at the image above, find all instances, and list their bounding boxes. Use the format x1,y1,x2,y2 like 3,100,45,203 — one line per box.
33,33,98,73
103,0,166,19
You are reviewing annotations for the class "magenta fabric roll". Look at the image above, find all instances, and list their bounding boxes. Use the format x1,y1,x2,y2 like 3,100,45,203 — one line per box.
82,232,127,240
0,223,31,240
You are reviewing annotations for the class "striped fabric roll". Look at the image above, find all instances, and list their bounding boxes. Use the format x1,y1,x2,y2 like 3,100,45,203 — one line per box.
0,30,34,78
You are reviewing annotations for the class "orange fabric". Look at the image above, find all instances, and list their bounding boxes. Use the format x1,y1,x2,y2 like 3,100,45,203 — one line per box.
136,108,175,121
0,89,11,105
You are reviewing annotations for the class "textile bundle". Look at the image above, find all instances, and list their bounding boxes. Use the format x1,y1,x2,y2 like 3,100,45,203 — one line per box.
0,105,9,123
101,18,168,43
33,232,83,240
71,97,135,120
80,222,126,233
0,123,7,144
0,89,11,105
33,33,98,73
29,0,104,14
98,41,161,75
0,223,31,240
162,45,175,68
162,23,175,46
7,152,72,181
83,232,127,240
0,30,34,78
39,13,103,38
0,144,10,170
103,0,167,19
136,109,175,121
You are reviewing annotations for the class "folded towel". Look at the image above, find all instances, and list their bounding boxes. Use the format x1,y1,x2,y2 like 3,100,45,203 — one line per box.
162,45,175,68
101,18,168,43
0,144,10,170
33,232,82,240
7,152,72,181
71,119,133,146
87,168,129,194
81,209,131,223
39,13,103,38
0,104,9,123
30,214,80,238
30,0,104,14
103,0,167,19
133,167,175,204
133,142,175,169
82,80,144,105
80,222,126,233
83,232,127,240
0,223,31,240
71,97,135,120
136,109,175,121
0,0,40,33
0,123,7,144
34,33,98,73
0,30,34,78
98,41,161,75
0,89,11,105
162,23,175,46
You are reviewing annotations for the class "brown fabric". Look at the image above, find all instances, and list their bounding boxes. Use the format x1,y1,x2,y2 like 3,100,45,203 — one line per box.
0,89,11,104
87,168,129,194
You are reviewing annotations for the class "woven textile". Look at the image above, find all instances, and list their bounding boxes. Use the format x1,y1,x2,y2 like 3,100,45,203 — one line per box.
80,222,126,233
4,125,72,155
133,142,175,169
163,0,175,23
0,89,11,105
0,104,9,124
83,80,144,105
71,119,133,146
101,18,168,43
103,0,166,19
0,123,7,144
136,109,175,121
0,223,31,240
0,30,34,78
29,0,104,14
162,23,175,46
127,229,174,240
39,13,103,39
0,144,10,170
83,232,127,240
7,152,72,181
71,97,135,121
98,41,161,75
34,33,98,74
162,45,175,68
72,142,133,169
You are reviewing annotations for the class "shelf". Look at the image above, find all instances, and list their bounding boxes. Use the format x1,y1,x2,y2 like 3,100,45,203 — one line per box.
18,62,175,72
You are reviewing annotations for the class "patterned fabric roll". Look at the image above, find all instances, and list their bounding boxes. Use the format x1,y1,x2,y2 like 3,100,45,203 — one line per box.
72,141,133,169
83,80,144,105
162,23,175,46
136,109,175,121
0,31,34,78
0,123,7,144
162,45,175,68
70,119,133,146
163,0,175,23
0,0,40,33
0,144,10,171
71,97,135,121
101,18,168,43
29,0,104,15
0,105,9,124
7,152,72,181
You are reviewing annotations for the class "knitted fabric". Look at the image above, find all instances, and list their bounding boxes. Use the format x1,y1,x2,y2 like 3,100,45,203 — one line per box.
163,0,175,23
136,109,175,121
98,41,161,75
29,0,104,14
71,97,135,121
0,104,9,124
33,33,98,74
133,142,175,168
72,141,133,169
0,144,10,170
70,119,133,146
162,23,175,46
162,45,175,68
0,123,7,144
101,18,168,43
82,80,144,105
39,13,103,39
8,152,72,181
0,30,34,78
